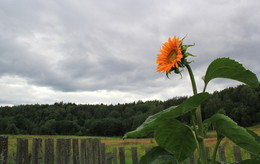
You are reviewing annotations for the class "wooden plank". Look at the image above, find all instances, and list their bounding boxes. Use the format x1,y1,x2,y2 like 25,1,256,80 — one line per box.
144,147,151,153
218,145,226,163
16,138,29,164
44,138,54,164
131,147,138,164
72,139,80,164
100,143,106,164
64,138,71,164
112,147,118,164
106,152,113,164
119,147,125,164
56,138,68,164
86,138,93,164
64,139,71,164
250,153,256,159
0,136,8,164
189,153,195,164
32,138,43,164
80,139,87,164
233,146,242,162
205,147,210,159
92,138,100,164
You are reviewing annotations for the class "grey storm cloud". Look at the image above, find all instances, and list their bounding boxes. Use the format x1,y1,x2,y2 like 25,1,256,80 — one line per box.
0,0,260,105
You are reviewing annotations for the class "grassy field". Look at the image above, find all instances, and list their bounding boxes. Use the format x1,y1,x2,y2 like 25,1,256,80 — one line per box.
2,124,260,164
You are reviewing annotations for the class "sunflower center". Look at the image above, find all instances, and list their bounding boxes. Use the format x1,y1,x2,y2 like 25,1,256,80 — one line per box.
169,50,177,61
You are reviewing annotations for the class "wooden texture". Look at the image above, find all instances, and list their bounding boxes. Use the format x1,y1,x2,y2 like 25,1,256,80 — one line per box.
112,147,118,164
56,138,71,164
32,138,42,164
131,147,138,164
189,153,195,164
16,138,29,164
233,146,242,162
80,139,87,164
72,139,80,164
119,147,125,164
218,145,227,163
44,138,54,164
0,136,8,164
0,136,256,164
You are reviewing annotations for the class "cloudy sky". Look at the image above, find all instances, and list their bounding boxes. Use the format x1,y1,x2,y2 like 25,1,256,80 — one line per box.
0,0,259,106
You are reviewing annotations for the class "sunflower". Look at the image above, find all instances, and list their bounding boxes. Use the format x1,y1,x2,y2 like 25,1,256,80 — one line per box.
156,36,183,74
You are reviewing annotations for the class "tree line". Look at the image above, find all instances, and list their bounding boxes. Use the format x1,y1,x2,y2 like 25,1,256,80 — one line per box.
0,85,259,136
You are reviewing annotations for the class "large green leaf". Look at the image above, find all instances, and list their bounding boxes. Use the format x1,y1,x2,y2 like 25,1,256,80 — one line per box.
204,58,259,90
246,129,260,144
157,92,209,120
210,114,260,157
123,106,176,138
234,159,260,164
124,92,209,138
154,119,197,163
139,146,177,164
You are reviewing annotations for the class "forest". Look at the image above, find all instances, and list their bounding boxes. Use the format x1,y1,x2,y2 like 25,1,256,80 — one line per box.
0,84,259,136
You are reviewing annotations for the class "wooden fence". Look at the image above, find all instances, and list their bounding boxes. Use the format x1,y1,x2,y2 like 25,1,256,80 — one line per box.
0,136,256,164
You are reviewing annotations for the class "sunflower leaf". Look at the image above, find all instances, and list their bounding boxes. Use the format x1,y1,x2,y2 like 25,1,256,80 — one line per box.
123,106,176,138
234,159,260,164
210,114,260,157
154,119,197,163
123,92,209,138
204,58,259,91
139,146,177,164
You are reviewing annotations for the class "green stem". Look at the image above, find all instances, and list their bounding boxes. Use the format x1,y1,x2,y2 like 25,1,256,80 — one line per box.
203,83,207,93
186,64,207,164
185,64,197,95
191,112,198,136
211,138,222,164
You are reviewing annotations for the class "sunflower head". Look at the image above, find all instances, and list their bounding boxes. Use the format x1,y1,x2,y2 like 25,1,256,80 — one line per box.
156,36,194,76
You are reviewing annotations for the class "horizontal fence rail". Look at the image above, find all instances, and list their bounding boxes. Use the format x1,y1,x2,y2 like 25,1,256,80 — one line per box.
0,136,257,164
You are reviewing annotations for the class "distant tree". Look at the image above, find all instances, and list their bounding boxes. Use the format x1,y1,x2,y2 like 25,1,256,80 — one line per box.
5,123,18,134
122,107,135,119
108,110,121,119
0,84,259,136
55,120,80,135
132,113,149,129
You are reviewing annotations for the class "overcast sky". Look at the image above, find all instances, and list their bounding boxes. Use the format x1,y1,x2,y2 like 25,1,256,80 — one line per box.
0,0,259,106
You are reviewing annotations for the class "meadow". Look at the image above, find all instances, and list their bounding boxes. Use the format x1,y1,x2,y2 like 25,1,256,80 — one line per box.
2,124,260,164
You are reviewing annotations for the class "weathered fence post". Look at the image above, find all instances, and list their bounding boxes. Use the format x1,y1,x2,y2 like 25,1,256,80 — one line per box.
119,147,125,164
65,139,71,163
131,147,138,164
32,138,42,164
205,147,210,159
56,139,63,164
0,136,8,164
250,153,256,159
44,138,54,164
112,147,118,164
106,152,113,164
92,138,101,164
86,138,94,164
189,153,195,164
144,147,152,153
218,145,226,163
80,139,87,164
72,139,80,164
16,138,29,164
56,138,71,164
233,146,242,162
100,143,106,164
